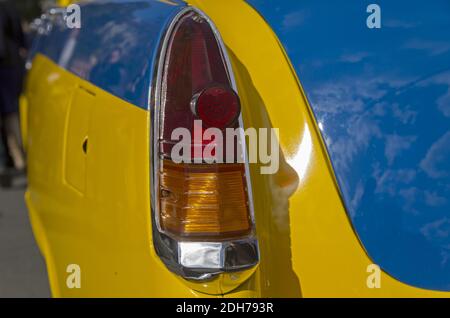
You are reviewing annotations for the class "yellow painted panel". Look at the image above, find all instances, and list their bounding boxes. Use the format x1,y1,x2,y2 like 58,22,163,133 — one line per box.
63,88,93,194
19,95,28,150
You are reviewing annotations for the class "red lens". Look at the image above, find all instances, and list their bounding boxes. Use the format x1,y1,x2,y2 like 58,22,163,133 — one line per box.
194,86,241,129
160,13,231,158
160,12,240,160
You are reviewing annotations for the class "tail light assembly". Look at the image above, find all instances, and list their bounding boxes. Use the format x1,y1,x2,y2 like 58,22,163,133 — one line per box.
151,7,259,283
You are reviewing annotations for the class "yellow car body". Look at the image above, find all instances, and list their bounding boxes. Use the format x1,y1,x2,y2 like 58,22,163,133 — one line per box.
22,0,450,297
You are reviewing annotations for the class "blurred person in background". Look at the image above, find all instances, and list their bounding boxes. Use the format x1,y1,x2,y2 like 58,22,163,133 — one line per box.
0,0,27,188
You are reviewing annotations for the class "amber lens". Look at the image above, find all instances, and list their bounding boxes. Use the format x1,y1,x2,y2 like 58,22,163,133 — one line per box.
159,159,251,239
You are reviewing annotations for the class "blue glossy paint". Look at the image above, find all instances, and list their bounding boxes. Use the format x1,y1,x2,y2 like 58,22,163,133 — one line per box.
248,0,450,290
29,0,186,109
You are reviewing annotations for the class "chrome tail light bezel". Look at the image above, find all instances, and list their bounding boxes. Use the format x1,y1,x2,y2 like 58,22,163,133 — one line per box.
149,6,259,281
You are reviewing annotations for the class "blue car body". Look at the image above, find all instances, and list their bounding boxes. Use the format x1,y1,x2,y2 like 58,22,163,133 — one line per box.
248,0,450,290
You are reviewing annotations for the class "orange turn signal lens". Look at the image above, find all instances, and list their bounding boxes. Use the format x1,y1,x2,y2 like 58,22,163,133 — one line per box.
158,159,252,239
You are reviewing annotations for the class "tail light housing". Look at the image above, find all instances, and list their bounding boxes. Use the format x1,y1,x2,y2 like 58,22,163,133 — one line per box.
151,8,259,281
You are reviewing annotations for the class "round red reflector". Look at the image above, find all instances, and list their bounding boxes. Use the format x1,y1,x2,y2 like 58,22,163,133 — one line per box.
192,86,241,129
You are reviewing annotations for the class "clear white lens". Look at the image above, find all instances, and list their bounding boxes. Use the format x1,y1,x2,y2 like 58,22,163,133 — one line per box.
178,242,223,269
